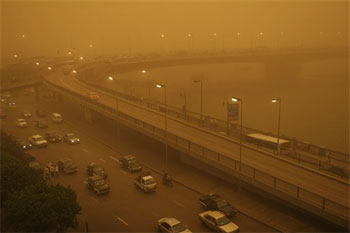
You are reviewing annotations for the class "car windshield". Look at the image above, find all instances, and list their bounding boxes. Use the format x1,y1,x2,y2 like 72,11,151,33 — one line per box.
18,119,25,122
128,160,138,165
216,199,229,208
93,167,103,172
94,179,105,186
172,223,187,233
63,161,74,167
34,136,44,141
66,134,75,139
144,178,155,185
216,216,230,226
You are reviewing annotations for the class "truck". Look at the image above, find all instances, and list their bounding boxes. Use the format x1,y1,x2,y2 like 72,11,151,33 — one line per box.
86,175,110,195
134,172,157,193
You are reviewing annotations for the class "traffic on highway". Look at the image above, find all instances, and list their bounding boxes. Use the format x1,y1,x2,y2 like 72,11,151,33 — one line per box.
0,79,343,232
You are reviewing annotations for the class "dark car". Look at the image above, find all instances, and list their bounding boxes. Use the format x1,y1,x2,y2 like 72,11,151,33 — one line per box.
86,162,107,179
36,109,47,117
7,100,16,107
21,111,32,118
199,194,238,218
45,131,62,143
64,133,80,144
20,140,32,150
36,119,48,129
58,158,78,174
86,175,110,195
119,154,142,172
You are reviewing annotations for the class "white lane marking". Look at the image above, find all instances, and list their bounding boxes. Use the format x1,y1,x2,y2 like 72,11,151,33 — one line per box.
173,201,185,208
83,149,89,153
99,158,106,163
119,169,127,175
116,217,129,226
109,156,120,163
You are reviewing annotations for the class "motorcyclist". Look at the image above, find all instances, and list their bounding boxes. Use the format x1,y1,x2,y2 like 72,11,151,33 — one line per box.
163,172,173,186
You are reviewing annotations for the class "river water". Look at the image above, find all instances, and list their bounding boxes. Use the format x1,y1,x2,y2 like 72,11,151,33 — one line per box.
109,57,349,154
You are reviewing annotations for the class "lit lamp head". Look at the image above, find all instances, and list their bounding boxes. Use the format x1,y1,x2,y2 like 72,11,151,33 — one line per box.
156,84,164,89
141,70,146,74
231,97,241,102
108,76,114,81
271,98,280,103
72,70,77,74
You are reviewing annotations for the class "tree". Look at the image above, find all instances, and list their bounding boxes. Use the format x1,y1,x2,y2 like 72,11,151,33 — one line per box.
1,131,34,163
0,153,44,204
4,183,81,232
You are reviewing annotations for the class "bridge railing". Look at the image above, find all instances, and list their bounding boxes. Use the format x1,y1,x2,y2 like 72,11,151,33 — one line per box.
43,78,349,226
75,73,349,179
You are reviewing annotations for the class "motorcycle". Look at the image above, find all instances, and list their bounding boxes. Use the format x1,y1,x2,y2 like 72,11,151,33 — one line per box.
162,174,173,187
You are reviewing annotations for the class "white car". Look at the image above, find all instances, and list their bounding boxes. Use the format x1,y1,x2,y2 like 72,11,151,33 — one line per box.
157,218,192,233
16,119,28,128
50,112,63,123
199,211,239,233
28,134,48,148
87,92,99,101
21,111,32,118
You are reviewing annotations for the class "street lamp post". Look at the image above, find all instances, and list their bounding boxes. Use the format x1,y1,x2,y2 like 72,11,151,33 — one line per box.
231,97,242,193
187,34,193,53
272,98,281,155
193,80,203,126
156,84,168,173
141,70,151,105
109,76,120,145
160,34,165,55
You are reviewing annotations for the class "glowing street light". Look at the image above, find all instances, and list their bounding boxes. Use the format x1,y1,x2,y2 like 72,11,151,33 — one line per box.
47,66,52,70
141,70,146,73
231,96,243,193
68,51,72,55
193,80,204,126
89,44,93,48
13,54,18,58
79,56,84,60
21,34,25,38
108,76,114,81
272,98,282,155
35,62,40,66
72,70,77,74
156,83,168,173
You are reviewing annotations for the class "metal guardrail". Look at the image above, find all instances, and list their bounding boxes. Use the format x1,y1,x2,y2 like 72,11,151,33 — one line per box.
77,76,349,179
44,78,349,224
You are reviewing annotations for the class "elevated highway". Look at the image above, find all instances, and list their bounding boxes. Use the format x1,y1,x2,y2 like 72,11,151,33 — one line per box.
43,57,349,228
2,48,349,227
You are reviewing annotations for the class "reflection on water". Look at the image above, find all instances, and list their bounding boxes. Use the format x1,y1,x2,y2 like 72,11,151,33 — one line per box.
113,58,349,153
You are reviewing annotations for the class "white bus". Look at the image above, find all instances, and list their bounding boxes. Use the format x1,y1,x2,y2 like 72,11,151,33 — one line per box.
245,133,292,153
